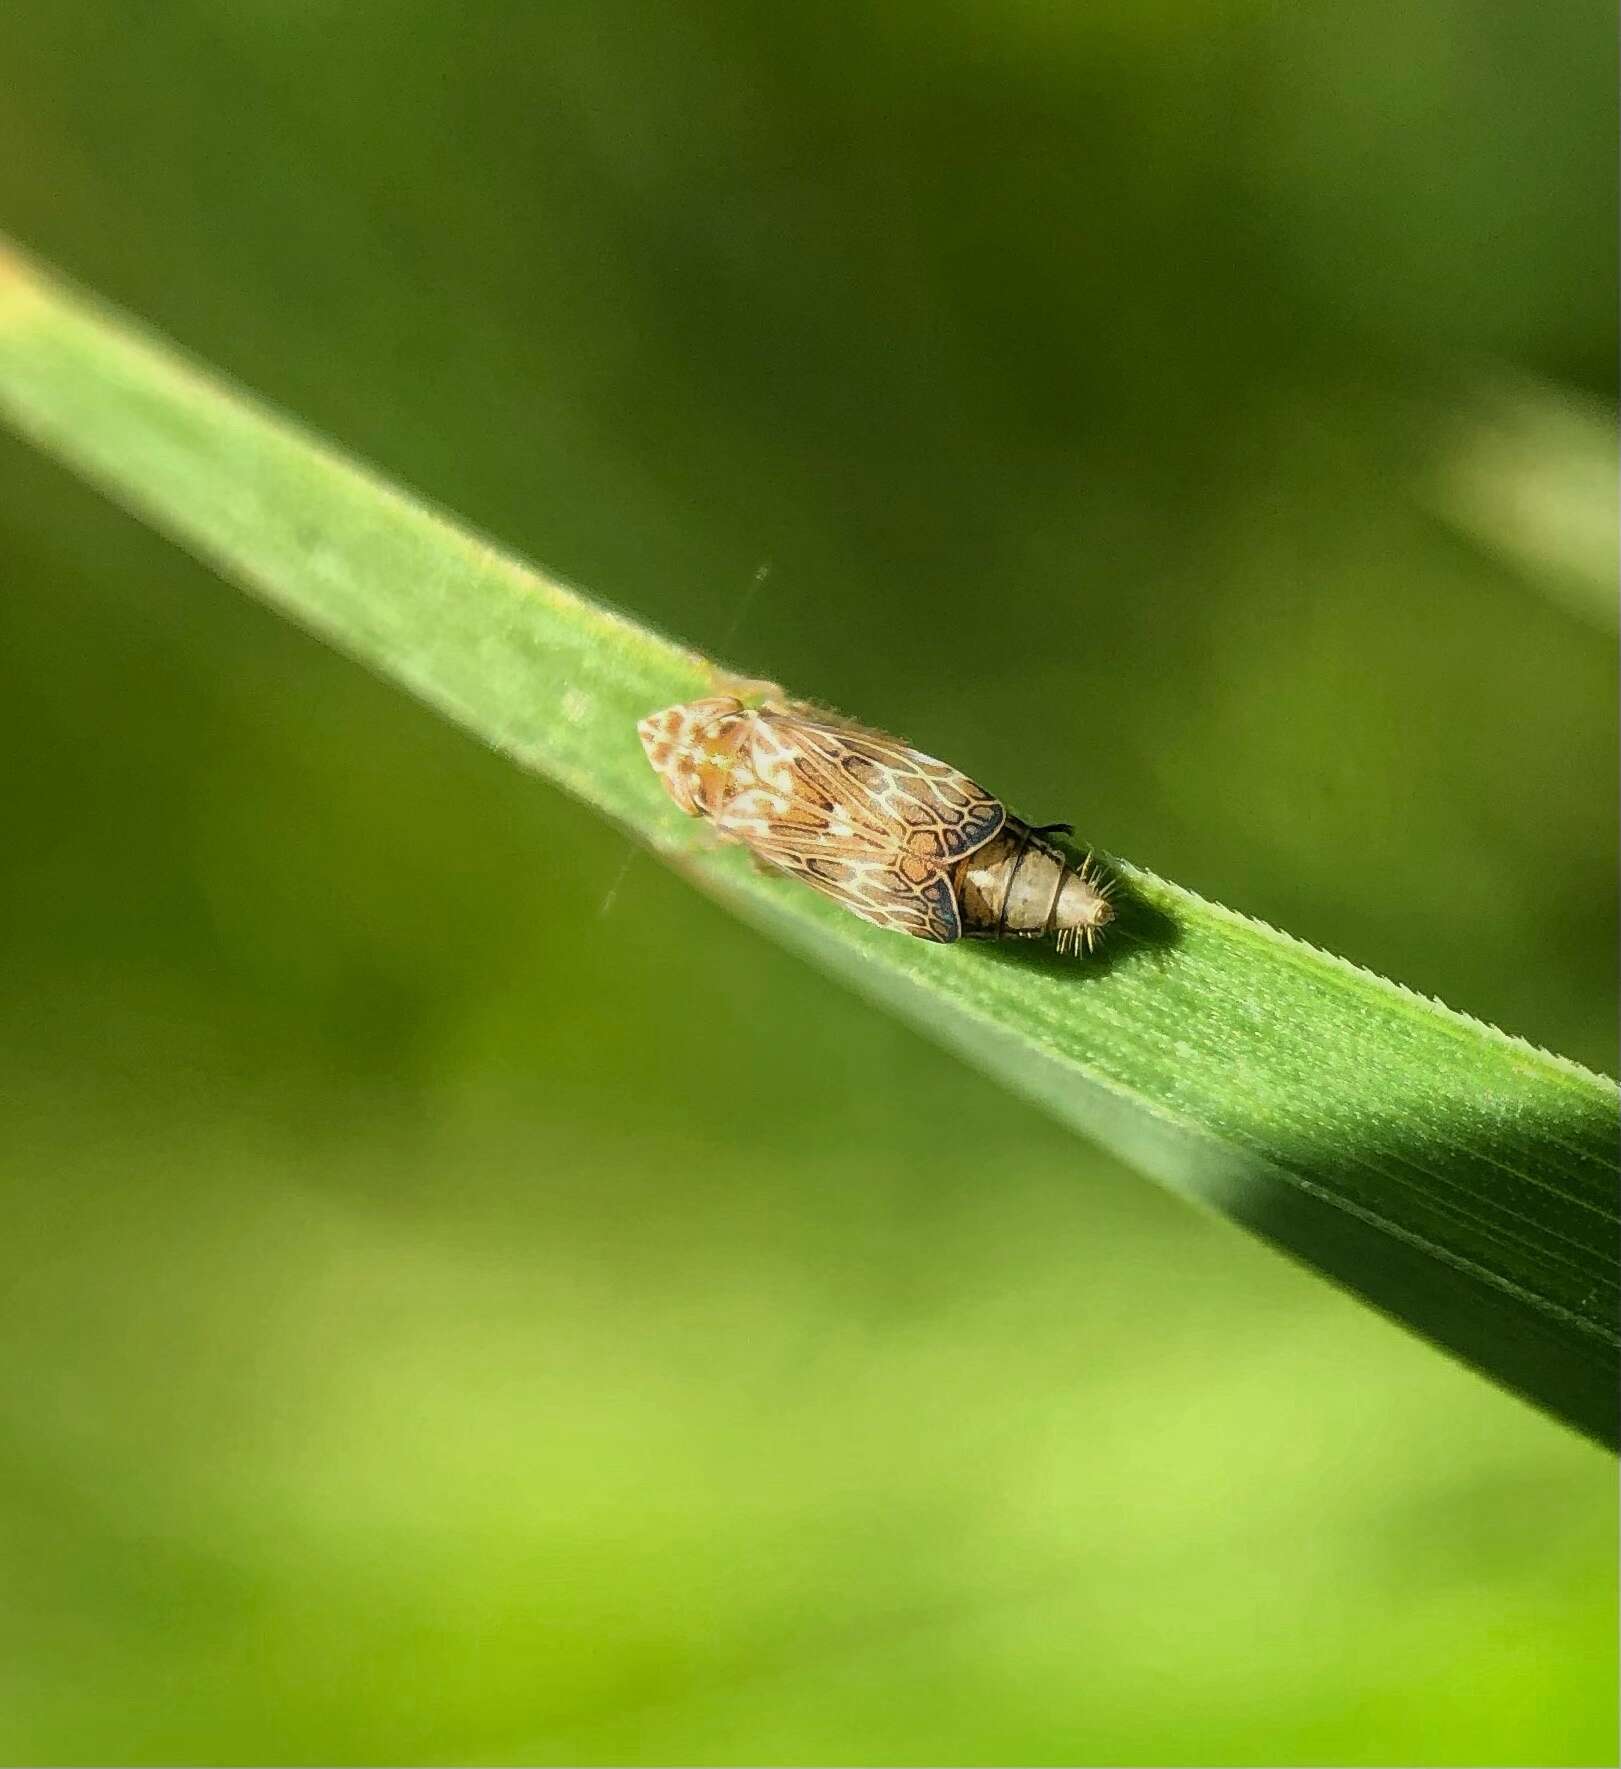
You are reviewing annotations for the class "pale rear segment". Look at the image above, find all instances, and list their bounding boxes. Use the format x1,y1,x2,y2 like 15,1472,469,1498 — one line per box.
953,821,1114,953
637,695,1111,953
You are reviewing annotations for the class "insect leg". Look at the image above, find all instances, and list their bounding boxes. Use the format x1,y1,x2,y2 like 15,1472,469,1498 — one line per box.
996,819,1039,940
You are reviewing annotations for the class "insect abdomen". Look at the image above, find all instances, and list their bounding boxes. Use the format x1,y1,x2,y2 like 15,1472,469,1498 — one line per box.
953,819,1114,954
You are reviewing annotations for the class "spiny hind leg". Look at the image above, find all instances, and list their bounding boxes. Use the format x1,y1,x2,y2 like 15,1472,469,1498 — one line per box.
693,821,785,879
709,670,785,707
741,847,790,880
759,694,914,746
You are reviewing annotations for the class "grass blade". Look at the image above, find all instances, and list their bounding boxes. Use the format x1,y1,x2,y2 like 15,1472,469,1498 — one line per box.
2,239,1615,1445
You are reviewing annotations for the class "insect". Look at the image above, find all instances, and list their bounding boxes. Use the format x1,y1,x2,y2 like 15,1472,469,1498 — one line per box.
637,689,1113,953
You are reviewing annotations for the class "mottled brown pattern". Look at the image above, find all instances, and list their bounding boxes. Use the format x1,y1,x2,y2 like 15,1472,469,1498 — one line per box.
638,693,1111,952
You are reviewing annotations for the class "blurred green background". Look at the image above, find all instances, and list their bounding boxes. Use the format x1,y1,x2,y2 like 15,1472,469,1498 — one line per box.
0,2,1616,1763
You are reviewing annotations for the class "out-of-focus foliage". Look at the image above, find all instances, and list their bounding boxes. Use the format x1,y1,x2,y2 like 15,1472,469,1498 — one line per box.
0,1,1614,1763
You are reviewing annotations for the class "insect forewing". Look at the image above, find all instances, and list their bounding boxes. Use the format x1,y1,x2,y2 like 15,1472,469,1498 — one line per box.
713,706,1005,943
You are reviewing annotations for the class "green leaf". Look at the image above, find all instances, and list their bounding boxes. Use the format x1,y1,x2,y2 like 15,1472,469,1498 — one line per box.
2,238,1616,1446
